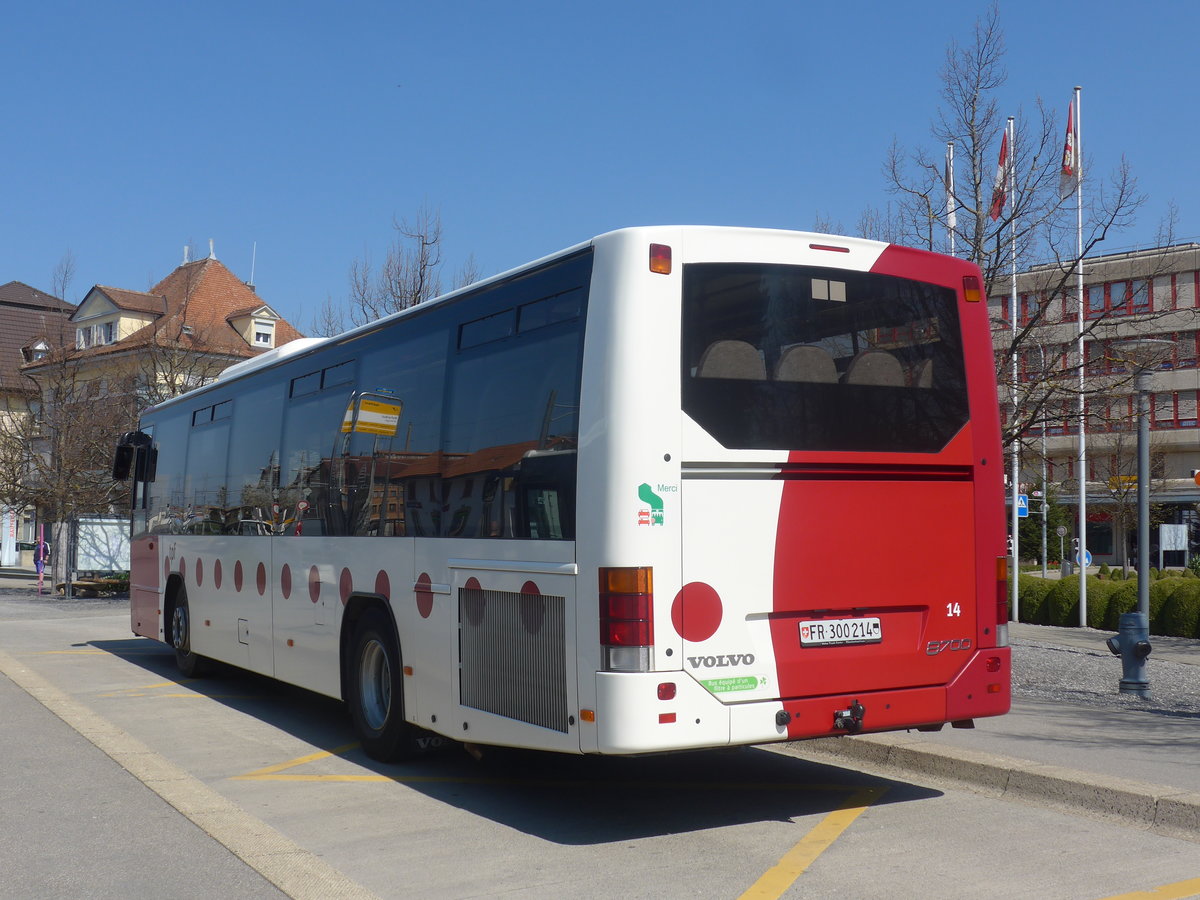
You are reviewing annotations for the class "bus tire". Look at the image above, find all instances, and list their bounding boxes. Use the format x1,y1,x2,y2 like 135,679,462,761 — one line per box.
169,585,208,677
348,608,417,762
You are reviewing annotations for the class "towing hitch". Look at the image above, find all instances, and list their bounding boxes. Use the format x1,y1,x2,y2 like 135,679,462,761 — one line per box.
833,700,866,733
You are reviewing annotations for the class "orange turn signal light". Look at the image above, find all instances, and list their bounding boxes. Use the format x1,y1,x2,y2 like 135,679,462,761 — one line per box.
649,244,672,275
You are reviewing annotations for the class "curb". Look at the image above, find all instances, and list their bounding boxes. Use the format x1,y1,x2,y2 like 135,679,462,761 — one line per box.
786,732,1200,843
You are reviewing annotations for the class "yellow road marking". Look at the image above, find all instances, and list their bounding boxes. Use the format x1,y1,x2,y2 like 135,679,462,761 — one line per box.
737,786,887,900
236,744,362,778
1100,877,1200,899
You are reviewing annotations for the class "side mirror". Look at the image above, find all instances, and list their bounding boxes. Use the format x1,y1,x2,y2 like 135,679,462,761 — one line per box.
112,444,135,481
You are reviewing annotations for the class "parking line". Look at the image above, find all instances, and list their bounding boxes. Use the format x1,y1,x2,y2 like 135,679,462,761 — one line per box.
737,786,887,900
1099,877,1200,899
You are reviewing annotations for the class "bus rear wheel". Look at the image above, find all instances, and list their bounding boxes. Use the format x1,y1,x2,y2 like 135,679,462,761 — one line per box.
348,609,420,762
169,586,208,677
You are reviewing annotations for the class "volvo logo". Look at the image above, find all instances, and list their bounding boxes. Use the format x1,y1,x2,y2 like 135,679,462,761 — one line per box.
687,653,756,668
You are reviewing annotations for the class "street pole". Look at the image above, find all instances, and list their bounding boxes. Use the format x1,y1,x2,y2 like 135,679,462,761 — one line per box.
1105,343,1169,696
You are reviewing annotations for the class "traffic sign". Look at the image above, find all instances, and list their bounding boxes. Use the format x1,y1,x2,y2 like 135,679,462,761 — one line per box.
1056,526,1068,537
1075,549,1093,568
1016,494,1029,518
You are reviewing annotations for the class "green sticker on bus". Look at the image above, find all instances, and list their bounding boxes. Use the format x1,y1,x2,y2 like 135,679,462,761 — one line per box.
701,675,761,694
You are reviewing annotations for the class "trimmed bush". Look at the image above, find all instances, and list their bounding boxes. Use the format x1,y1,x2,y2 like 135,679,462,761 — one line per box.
1159,581,1200,638
1109,568,1126,582
1016,574,1054,624
1105,580,1138,630
1044,575,1116,628
1183,568,1198,579
1104,576,1187,635
1098,563,1111,579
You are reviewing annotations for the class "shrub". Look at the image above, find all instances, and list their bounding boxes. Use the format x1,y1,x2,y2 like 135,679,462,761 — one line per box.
1098,563,1111,579
1183,568,1198,579
1109,568,1126,582
1105,580,1138,630
1105,577,1186,634
1158,581,1200,638
1016,575,1054,624
1044,575,1116,628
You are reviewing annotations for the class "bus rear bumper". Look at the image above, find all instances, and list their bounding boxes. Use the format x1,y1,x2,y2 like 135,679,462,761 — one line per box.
593,648,1011,753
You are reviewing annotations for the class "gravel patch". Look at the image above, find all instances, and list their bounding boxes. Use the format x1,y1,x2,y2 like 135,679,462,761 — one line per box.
1013,635,1200,717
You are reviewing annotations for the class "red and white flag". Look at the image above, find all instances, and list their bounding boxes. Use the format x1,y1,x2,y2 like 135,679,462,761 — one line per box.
1060,100,1080,198
989,127,1010,221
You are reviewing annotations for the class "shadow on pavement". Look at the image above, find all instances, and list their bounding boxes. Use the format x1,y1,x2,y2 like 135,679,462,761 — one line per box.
90,636,942,845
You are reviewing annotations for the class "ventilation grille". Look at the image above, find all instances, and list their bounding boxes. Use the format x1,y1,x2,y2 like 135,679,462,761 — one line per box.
459,586,568,733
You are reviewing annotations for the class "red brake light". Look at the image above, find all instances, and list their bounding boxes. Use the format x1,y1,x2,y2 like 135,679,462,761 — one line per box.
600,566,654,672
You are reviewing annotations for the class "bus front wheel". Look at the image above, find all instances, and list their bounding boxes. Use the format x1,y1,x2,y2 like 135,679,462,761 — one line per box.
348,609,419,762
169,586,208,677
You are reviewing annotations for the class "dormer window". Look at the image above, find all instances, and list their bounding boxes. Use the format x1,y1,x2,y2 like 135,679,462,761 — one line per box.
77,328,89,349
254,319,275,347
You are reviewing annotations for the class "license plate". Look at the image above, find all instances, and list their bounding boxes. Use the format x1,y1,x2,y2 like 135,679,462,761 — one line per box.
798,617,882,647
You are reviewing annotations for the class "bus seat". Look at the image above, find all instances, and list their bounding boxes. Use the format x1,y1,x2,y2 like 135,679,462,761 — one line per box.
774,345,838,383
696,340,766,380
912,358,934,388
844,350,905,386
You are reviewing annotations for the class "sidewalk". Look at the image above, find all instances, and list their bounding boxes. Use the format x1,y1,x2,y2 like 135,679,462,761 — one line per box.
792,622,1200,841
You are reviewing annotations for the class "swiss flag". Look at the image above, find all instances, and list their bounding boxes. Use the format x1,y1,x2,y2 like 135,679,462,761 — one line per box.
989,128,1010,221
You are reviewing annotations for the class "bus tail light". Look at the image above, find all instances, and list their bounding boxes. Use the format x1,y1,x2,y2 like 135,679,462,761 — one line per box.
963,274,982,302
995,556,1010,646
600,566,654,672
649,244,672,275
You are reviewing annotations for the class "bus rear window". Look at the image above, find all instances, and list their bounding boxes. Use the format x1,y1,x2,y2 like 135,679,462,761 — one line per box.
682,263,969,453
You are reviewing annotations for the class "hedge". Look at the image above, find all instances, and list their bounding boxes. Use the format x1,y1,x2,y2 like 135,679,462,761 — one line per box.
1159,581,1200,638
1015,574,1055,624
1043,575,1118,628
1104,576,1187,633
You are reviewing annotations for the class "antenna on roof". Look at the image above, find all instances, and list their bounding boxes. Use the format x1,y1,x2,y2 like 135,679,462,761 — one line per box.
247,241,257,290
182,244,190,265
208,239,216,260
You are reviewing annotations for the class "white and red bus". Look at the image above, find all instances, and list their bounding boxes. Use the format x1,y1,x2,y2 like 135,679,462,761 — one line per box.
115,226,1010,762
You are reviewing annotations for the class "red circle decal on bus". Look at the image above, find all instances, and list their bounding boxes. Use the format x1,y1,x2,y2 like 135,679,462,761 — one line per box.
462,577,485,626
280,564,292,600
375,570,390,600
195,558,203,587
256,562,267,597
214,559,222,590
234,560,243,592
309,566,321,604
415,573,433,618
163,557,171,582
671,582,723,642
339,568,352,605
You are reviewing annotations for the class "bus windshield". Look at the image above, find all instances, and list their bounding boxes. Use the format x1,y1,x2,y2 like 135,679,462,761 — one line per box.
682,262,969,453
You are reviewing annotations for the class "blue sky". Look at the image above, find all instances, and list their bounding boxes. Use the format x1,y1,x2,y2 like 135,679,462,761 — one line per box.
1,0,1191,330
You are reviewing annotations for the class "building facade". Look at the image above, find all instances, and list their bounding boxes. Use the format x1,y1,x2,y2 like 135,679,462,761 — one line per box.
993,243,1200,566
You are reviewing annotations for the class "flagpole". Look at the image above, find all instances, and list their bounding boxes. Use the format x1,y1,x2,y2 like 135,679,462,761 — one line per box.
946,141,956,255
1075,85,1088,625
1007,116,1020,623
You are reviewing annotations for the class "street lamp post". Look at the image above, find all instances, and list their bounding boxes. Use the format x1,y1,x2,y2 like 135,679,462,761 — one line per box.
1105,340,1171,697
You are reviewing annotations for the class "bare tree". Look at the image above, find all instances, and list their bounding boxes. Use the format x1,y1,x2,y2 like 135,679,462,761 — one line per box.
314,206,482,337
878,3,1187,455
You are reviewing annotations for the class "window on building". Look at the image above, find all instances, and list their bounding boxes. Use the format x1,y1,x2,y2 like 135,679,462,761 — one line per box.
254,320,275,346
1154,391,1199,429
104,321,116,344
76,328,88,350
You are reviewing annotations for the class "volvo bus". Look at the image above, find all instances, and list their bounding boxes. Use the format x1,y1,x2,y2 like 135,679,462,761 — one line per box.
114,226,1010,762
